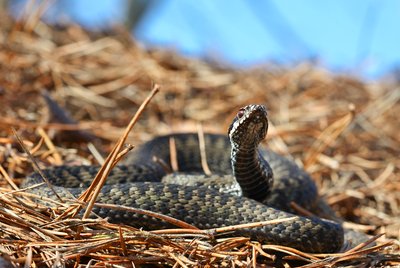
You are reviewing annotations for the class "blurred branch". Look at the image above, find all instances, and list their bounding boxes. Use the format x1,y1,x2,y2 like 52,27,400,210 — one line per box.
247,1,312,60
356,0,382,65
124,0,155,30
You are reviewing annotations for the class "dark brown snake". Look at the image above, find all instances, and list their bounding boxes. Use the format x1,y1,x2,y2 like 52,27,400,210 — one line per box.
25,104,353,253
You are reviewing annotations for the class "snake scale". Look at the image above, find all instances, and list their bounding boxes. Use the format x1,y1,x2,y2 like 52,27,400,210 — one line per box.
25,104,346,253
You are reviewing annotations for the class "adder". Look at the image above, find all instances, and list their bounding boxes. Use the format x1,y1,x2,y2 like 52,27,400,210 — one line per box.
26,104,349,253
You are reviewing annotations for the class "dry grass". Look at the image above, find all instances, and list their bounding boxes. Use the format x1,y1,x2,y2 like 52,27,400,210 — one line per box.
0,3,399,267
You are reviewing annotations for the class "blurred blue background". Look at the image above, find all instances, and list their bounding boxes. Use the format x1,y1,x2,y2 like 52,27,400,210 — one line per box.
10,0,400,80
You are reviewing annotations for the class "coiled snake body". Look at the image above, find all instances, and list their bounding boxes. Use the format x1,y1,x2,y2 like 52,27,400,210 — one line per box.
26,105,345,253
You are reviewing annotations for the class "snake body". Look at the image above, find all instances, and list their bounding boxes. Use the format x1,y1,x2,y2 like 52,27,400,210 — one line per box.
26,105,345,253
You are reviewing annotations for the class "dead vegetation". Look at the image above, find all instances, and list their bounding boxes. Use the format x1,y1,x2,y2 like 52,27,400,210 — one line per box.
0,3,399,267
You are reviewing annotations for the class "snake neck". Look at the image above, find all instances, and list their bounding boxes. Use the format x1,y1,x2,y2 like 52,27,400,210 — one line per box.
231,145,273,202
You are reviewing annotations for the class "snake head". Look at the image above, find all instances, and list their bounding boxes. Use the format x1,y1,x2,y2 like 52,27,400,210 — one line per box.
228,104,269,148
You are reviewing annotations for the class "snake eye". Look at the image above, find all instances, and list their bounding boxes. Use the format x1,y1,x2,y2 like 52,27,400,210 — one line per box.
237,108,245,118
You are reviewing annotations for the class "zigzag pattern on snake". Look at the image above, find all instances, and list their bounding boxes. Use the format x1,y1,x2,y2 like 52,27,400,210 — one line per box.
25,104,347,253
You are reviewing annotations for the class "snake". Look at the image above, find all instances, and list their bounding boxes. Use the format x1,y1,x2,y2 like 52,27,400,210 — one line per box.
25,104,346,253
